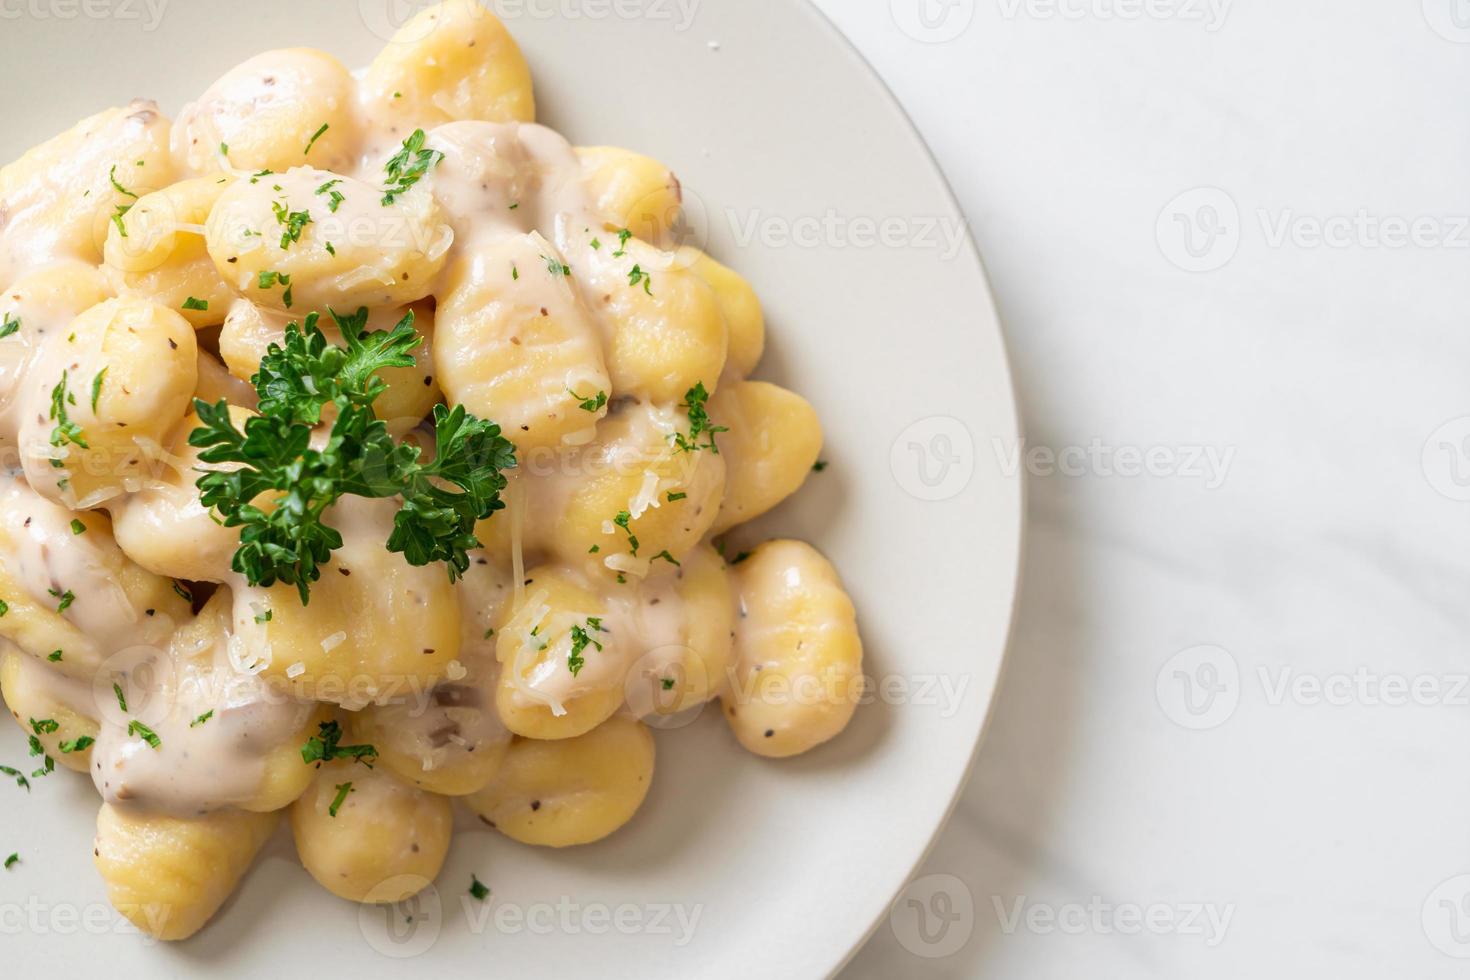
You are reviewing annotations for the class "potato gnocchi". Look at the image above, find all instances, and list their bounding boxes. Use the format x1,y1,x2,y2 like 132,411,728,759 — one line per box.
0,2,862,942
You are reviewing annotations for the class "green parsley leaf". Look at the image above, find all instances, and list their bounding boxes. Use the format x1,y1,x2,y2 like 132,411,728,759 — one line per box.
182,297,209,311
661,678,676,691
127,720,161,749
542,254,571,277
0,766,29,791
612,228,632,257
46,650,61,662
301,721,378,767
0,313,19,339
48,371,89,451
304,122,330,156
567,388,607,413
567,618,605,677
59,736,94,754
812,460,829,472
613,510,639,556
113,682,128,713
329,781,354,817
4,853,16,869
651,550,680,566
190,710,214,728
380,129,444,205
627,264,653,295
671,382,727,455
469,874,490,901
69,519,85,535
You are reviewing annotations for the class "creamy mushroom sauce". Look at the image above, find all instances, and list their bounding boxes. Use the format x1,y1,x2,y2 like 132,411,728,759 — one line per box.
0,70,717,818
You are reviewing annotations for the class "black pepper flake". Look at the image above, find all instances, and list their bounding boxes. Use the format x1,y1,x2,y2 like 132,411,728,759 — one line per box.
145,609,155,616
167,338,177,350
530,800,541,811
764,730,774,738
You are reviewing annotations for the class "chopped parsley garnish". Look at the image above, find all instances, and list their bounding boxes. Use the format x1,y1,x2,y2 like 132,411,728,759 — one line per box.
0,766,29,791
328,781,353,817
254,609,273,624
3,853,16,869
59,736,94,754
190,710,214,728
304,123,330,156
0,600,7,617
567,388,607,413
651,550,680,566
812,460,829,472
189,309,516,604
511,263,519,280
219,142,229,156
567,618,604,677
29,719,58,735
627,264,653,295
107,164,139,237
590,237,602,250
661,678,676,691
49,588,74,613
301,721,378,767
127,720,161,749
272,201,313,250
542,254,571,277
69,519,85,535
671,382,726,455
613,510,639,556
86,357,104,407
380,129,444,205
30,755,54,779
0,313,18,339
612,228,632,257
469,875,490,901
315,178,345,213
324,241,336,256
257,270,294,308
48,371,89,451
46,650,61,662
182,296,210,312
113,682,128,713
588,544,600,554
666,491,687,502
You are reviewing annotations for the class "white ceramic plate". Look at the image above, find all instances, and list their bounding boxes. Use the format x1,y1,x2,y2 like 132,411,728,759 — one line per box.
0,2,1021,976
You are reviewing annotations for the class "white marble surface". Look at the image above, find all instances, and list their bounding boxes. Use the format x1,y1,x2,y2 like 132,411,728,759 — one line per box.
820,1,1470,976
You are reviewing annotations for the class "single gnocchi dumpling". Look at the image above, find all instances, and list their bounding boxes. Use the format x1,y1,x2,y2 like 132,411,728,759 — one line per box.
347,556,514,795
494,563,626,740
0,100,173,290
109,404,247,583
679,247,766,381
103,176,238,327
15,296,197,507
620,543,736,719
88,593,326,816
218,299,441,426
577,146,682,246
467,714,655,848
94,803,278,941
0,475,190,679
230,496,463,708
541,400,726,575
172,49,359,175
722,540,864,758
1,644,99,773
0,261,112,445
361,0,535,140
435,235,610,453
290,758,453,903
709,381,823,534
205,166,453,314
574,234,728,405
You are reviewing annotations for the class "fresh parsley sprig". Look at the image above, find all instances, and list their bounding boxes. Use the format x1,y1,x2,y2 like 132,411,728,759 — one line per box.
189,309,515,604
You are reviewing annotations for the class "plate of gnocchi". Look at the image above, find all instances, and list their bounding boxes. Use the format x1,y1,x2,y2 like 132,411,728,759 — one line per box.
0,1,1020,977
